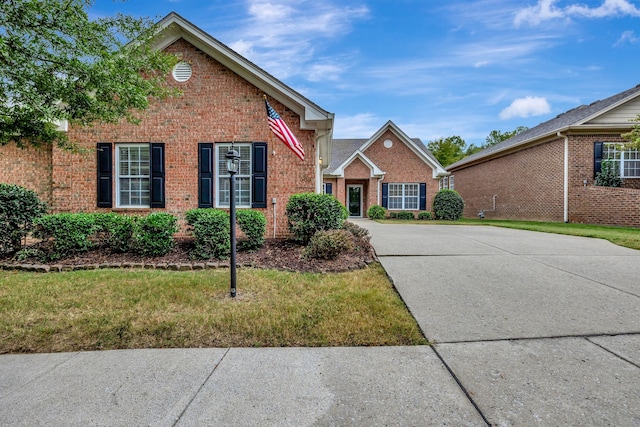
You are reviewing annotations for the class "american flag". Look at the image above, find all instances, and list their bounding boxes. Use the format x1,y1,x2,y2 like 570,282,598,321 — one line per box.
265,99,305,161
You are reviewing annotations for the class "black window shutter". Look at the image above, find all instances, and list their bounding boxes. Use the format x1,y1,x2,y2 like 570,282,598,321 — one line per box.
325,183,333,195
594,142,603,178
419,183,427,210
198,143,214,208
96,143,113,208
381,183,388,208
150,143,165,208
252,142,268,208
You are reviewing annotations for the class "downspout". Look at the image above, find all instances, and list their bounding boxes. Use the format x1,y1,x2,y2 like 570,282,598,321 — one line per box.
557,131,569,223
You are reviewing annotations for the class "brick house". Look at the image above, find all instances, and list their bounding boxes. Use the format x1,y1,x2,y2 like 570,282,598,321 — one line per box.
322,121,447,217
0,13,334,237
447,84,640,227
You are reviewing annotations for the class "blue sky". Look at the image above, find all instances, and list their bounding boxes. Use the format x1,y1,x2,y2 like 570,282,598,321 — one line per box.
91,0,640,147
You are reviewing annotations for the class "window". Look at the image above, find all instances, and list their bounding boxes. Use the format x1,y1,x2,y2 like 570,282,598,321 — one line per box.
96,142,164,209
439,177,449,190
216,143,252,208
603,143,640,178
388,183,419,210
116,144,150,207
449,175,455,190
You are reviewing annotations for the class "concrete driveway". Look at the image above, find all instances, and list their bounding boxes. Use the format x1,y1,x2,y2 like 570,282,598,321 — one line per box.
353,219,640,426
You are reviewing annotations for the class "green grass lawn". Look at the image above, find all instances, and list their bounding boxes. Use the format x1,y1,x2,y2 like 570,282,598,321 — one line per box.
0,264,427,354
379,218,640,250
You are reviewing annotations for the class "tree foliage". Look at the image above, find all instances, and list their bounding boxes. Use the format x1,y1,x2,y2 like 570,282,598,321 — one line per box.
622,114,640,150
464,126,529,157
0,0,179,148
427,135,466,167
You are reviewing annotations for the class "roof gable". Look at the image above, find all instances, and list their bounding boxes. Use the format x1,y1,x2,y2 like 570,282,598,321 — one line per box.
325,121,447,178
448,84,640,170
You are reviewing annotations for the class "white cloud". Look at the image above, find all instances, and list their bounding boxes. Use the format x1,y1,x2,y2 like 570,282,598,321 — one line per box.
499,96,551,119
223,1,369,80
514,0,640,26
333,113,381,138
614,30,640,45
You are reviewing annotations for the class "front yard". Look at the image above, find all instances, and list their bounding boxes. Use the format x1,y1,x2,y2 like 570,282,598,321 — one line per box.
0,264,427,354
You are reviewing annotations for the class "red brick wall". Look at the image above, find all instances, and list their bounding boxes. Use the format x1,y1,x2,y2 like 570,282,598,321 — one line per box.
0,144,53,206
571,185,640,226
328,130,440,216
451,138,565,221
451,133,640,227
57,38,317,236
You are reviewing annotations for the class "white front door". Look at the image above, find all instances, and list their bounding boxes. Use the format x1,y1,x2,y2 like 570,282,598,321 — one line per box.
347,185,363,217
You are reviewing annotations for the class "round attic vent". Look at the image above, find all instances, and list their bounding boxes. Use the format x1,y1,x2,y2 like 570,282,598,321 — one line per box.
172,62,192,82
383,139,393,148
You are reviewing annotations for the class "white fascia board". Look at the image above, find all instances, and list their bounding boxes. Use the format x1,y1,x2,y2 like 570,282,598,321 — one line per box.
330,150,385,178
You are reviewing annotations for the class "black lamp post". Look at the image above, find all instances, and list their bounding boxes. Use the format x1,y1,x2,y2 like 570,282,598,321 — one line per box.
225,145,240,298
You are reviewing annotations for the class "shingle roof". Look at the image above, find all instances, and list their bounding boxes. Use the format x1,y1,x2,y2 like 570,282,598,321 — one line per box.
448,83,640,170
324,137,443,175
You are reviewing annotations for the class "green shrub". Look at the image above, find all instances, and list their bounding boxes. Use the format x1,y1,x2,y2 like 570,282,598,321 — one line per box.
594,159,622,187
433,189,465,220
34,213,98,260
303,229,354,260
0,183,47,255
417,211,433,220
343,221,370,241
185,209,230,259
131,213,178,257
236,209,266,251
92,212,137,253
392,211,414,220
367,204,386,220
286,193,347,244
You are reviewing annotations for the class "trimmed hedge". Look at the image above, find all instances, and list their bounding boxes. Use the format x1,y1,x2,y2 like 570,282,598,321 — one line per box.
236,209,266,251
286,193,347,244
185,208,230,260
0,183,47,255
390,211,414,220
367,204,386,220
433,189,465,220
417,211,433,220
303,229,354,260
34,213,99,260
131,213,178,257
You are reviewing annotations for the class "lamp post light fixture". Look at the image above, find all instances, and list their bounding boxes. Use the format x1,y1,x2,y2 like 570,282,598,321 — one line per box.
225,145,241,298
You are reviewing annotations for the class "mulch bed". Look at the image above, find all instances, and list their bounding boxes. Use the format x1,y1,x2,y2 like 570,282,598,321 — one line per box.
0,237,378,274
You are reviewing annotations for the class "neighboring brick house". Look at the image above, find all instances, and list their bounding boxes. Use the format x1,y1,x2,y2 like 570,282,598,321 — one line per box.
447,84,640,227
0,13,334,237
322,121,448,217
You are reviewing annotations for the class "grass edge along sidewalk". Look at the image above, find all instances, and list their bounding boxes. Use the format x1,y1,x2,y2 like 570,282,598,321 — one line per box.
379,218,640,251
0,263,427,354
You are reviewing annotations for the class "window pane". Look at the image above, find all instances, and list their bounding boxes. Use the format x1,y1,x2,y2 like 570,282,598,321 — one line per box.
217,144,252,207
117,145,150,207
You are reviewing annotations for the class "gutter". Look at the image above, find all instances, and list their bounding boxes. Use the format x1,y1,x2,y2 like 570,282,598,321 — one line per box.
557,131,569,223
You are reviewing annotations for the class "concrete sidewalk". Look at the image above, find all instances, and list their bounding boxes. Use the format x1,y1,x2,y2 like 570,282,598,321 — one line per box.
354,219,640,426
1,347,485,426
2,220,640,426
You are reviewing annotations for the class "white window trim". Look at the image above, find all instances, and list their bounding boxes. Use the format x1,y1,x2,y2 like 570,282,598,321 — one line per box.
115,143,150,208
388,183,419,210
603,143,640,178
215,143,252,208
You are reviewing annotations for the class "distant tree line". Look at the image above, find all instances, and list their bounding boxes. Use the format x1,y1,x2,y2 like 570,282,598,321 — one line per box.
427,126,529,167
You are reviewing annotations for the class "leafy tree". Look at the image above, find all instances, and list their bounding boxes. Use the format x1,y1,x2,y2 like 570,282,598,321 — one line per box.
462,126,529,158
427,135,466,167
0,0,179,148
622,115,640,150
484,126,528,147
